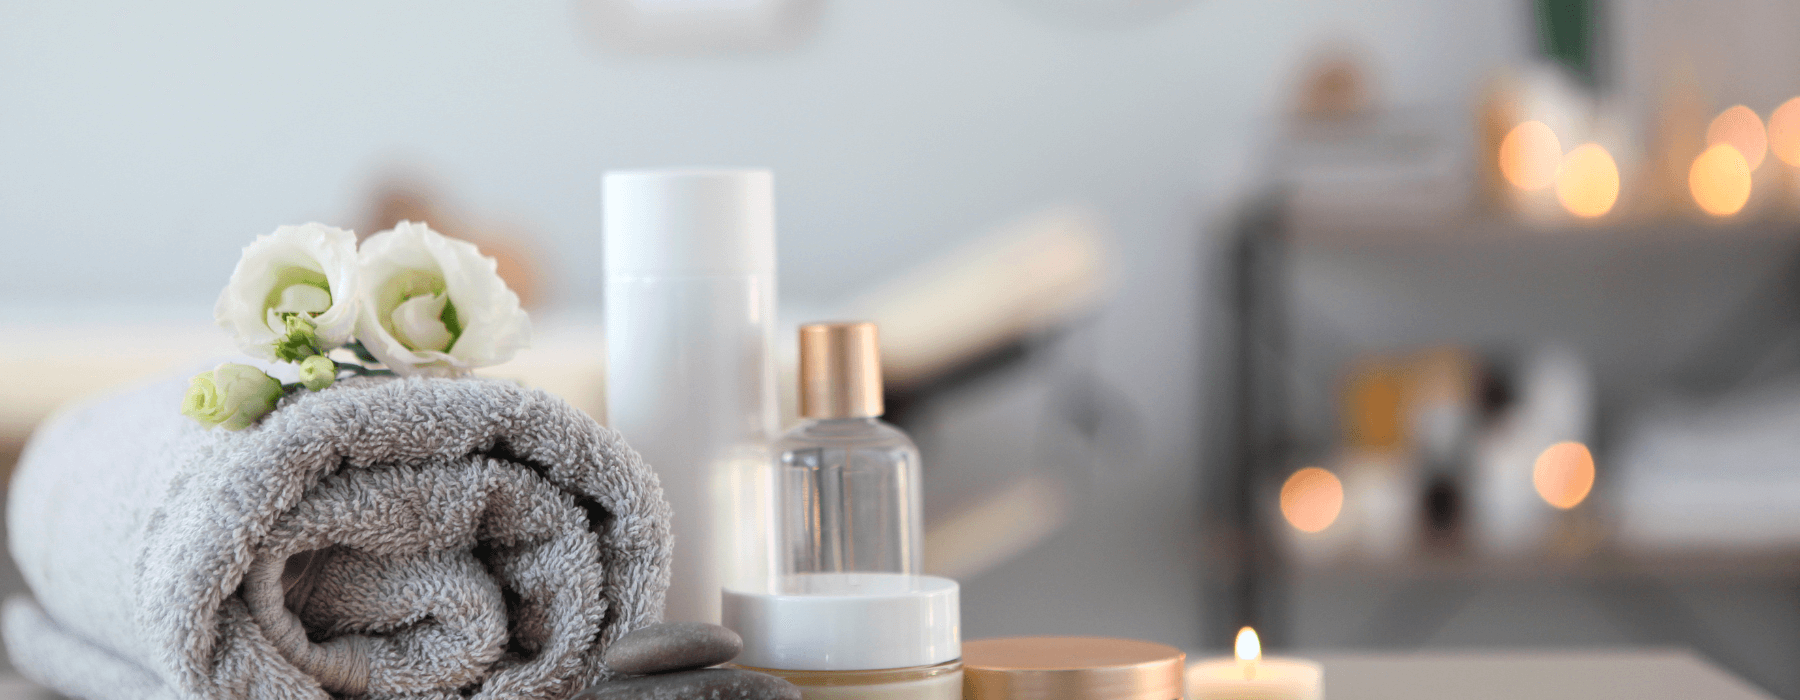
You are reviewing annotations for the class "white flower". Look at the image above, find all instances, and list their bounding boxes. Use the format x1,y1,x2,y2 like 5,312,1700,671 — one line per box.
214,224,360,360
355,221,530,377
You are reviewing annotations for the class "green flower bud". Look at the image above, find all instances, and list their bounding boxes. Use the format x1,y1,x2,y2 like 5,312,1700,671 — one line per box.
298,355,336,391
273,313,321,363
179,363,283,430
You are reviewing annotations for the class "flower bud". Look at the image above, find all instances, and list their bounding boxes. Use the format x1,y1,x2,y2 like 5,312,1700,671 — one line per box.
298,355,336,392
180,363,283,430
214,224,359,360
273,313,321,363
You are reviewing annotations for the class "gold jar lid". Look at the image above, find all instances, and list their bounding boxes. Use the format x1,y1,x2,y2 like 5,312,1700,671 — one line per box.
962,636,1186,700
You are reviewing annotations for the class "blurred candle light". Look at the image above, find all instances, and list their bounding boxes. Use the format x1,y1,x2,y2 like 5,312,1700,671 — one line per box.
1707,105,1768,171
1555,143,1619,218
1768,98,1800,167
1188,626,1323,700
1280,467,1343,533
1499,120,1562,190
1689,143,1752,217
1533,441,1595,509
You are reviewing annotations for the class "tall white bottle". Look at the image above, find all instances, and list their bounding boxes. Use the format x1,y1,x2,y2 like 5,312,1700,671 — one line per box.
603,169,779,623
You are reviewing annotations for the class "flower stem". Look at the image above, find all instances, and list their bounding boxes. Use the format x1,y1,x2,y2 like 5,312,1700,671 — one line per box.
335,362,397,378
344,340,381,364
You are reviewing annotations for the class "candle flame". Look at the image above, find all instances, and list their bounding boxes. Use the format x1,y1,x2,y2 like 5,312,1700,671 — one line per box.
1235,626,1261,662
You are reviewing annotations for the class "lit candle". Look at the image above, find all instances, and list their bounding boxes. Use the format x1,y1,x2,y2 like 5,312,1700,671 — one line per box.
1187,627,1322,700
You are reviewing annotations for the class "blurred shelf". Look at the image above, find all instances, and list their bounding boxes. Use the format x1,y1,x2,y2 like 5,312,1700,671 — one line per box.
1279,549,1800,583
1285,213,1800,250
1199,190,1800,700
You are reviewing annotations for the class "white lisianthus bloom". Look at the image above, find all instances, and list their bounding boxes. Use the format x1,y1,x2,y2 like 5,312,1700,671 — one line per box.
214,224,360,359
355,221,531,377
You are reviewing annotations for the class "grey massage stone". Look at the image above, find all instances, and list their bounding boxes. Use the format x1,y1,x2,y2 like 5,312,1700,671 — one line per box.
604,622,745,675
574,668,801,700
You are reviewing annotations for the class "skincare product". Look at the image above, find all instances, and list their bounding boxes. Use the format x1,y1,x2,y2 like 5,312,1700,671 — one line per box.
721,323,957,699
724,573,962,700
603,168,779,623
775,321,922,575
961,637,1185,700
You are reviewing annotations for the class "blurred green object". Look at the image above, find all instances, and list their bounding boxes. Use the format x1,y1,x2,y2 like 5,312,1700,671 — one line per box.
1536,0,1598,86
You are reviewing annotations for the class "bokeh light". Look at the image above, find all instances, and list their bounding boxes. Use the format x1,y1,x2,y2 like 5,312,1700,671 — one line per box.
1706,105,1768,171
1689,143,1752,217
1280,467,1343,533
1768,97,1800,167
1555,143,1619,218
1533,441,1595,510
1499,120,1562,190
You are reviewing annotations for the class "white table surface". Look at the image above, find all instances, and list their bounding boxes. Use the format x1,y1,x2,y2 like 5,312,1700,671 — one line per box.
0,649,1775,699
1311,649,1775,700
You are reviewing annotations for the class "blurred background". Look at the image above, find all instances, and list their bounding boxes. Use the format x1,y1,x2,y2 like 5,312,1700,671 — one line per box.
6,0,1800,697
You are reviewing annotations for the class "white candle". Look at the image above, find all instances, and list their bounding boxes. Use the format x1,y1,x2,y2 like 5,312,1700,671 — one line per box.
1186,627,1322,700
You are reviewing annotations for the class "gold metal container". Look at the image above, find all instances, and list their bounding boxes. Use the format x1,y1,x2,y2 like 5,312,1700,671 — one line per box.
962,637,1185,700
733,660,963,699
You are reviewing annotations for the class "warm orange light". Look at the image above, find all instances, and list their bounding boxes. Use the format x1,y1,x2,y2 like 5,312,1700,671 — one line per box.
1279,467,1343,533
1533,441,1595,510
1499,120,1562,190
1689,143,1752,217
1235,627,1261,662
1707,105,1768,171
1555,143,1619,218
1769,98,1800,167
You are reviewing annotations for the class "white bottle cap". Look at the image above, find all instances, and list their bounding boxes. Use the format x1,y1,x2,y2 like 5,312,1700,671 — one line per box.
723,573,961,671
603,168,775,276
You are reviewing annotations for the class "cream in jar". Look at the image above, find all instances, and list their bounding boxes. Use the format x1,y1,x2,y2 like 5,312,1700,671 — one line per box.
724,573,961,700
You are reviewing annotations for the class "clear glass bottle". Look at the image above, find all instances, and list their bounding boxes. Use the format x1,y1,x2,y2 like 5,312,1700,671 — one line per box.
774,322,923,578
726,323,956,700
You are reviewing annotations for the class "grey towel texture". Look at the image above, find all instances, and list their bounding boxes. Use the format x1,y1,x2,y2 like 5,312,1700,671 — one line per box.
3,374,673,700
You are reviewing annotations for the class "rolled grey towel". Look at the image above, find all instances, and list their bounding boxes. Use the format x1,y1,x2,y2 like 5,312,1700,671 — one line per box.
3,374,673,700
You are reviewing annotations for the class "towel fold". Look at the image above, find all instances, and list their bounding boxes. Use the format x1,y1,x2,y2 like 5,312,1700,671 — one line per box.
4,374,672,700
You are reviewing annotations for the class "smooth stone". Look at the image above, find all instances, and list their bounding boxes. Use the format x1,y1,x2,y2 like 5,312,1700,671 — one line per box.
573,668,800,700
604,622,744,675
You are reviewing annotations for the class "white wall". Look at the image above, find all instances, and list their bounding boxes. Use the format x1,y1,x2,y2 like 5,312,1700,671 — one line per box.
0,0,1530,647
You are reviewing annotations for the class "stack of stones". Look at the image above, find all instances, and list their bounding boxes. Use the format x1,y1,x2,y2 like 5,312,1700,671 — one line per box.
575,622,801,700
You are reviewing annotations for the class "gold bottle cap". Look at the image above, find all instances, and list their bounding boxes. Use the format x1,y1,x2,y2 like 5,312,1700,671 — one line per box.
798,322,884,419
962,636,1186,700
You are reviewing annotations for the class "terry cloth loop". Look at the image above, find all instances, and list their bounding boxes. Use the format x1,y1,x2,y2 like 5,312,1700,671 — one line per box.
246,550,372,696
2,374,673,700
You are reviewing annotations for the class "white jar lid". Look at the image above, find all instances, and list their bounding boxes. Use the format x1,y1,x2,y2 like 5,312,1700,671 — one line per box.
723,573,960,671
602,168,775,276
